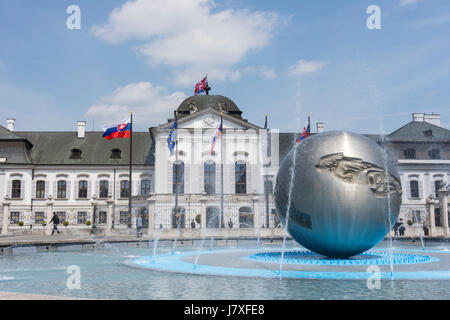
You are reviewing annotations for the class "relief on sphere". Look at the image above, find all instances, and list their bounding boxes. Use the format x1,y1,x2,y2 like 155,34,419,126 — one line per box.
314,152,402,198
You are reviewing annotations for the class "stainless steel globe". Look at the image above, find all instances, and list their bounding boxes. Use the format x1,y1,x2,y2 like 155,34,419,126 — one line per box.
274,131,402,258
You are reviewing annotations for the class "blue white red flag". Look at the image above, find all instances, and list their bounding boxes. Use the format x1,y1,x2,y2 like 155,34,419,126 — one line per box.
210,117,223,155
167,119,177,155
102,118,131,140
194,76,207,95
296,123,310,144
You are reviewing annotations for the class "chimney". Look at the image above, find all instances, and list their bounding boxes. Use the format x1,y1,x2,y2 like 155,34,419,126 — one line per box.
6,118,15,132
316,122,325,134
423,113,441,127
412,113,424,122
77,121,86,138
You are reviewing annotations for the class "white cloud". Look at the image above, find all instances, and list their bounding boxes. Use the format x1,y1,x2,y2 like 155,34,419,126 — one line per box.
288,60,328,77
85,82,186,127
400,0,425,6
91,0,279,86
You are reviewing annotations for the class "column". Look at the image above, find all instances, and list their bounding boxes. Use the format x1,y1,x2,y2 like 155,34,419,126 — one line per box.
428,201,436,237
2,197,11,236
200,198,206,237
45,196,54,235
252,196,260,236
90,195,98,234
147,198,156,237
106,195,115,235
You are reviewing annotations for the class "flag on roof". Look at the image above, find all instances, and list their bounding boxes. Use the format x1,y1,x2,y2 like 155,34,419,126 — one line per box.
194,76,207,95
102,118,131,140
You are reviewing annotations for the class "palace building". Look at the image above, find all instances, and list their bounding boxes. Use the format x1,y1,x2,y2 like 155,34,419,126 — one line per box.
0,93,449,239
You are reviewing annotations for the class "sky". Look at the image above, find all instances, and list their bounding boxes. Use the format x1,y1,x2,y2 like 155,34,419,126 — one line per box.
1,0,450,133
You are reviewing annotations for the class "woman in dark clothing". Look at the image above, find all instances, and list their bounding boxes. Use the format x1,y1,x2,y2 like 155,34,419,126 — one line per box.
49,213,60,235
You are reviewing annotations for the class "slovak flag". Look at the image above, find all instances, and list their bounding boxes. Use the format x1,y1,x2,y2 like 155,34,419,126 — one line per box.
296,123,310,144
102,118,131,140
210,117,223,155
194,76,207,95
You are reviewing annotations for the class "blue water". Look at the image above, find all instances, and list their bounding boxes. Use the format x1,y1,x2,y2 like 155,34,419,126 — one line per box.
0,240,449,300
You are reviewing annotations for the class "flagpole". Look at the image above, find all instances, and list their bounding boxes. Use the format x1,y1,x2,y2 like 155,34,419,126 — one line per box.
129,112,133,229
174,111,178,225
308,113,311,135
220,112,224,229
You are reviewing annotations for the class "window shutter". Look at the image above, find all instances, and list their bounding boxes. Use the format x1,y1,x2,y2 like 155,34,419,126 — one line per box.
406,181,411,200
134,180,139,196
95,180,99,197
109,180,113,197
67,181,71,199
7,180,11,197
418,180,423,199
115,181,120,198
53,181,57,198
75,180,79,199
44,181,49,199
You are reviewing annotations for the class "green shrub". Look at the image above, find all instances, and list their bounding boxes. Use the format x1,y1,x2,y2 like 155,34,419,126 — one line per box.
42,222,47,227
195,214,201,224
86,220,92,226
407,220,413,226
63,221,69,227
18,221,24,227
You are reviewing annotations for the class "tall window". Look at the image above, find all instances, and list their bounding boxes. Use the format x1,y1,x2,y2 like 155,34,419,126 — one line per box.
78,180,88,199
435,208,442,227
235,161,247,194
12,180,21,199
10,212,20,224
120,180,130,198
36,180,45,199
57,181,67,199
34,212,45,224
99,180,109,198
141,180,151,195
204,161,215,195
173,161,184,195
435,180,443,198
404,148,416,159
410,180,419,198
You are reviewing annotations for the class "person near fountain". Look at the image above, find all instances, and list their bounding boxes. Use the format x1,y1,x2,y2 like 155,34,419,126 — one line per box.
398,219,405,236
49,213,60,235
191,219,196,229
423,218,430,236
228,219,233,229
136,213,143,238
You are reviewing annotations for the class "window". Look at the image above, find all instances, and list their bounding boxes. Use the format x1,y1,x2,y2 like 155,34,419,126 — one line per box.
235,161,247,194
77,212,87,225
429,149,440,160
57,181,67,198
435,208,442,227
98,211,107,225
36,180,45,199
141,179,151,195
34,212,45,224
404,148,416,159
10,212,20,224
412,210,422,224
120,180,130,198
410,180,419,198
12,180,21,199
99,180,109,198
239,207,253,228
70,149,82,159
56,212,66,223
120,211,130,225
435,180,443,198
206,207,220,228
204,161,215,195
173,160,184,195
78,180,88,198
110,149,122,159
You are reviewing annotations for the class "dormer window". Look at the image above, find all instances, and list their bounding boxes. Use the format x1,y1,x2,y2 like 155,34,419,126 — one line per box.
429,149,440,160
404,148,416,159
70,149,82,159
110,149,122,159
423,129,433,137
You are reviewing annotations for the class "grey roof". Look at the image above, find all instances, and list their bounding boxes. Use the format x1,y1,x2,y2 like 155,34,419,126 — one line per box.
0,125,33,148
388,121,450,141
14,131,154,166
177,95,243,119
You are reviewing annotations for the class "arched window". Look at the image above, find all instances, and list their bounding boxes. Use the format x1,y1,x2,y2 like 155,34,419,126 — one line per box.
12,180,21,199
204,161,215,195
141,179,151,195
434,180,443,198
78,180,88,198
410,180,419,198
429,149,440,160
173,160,184,195
99,180,109,198
404,148,416,159
120,180,130,198
57,181,67,199
36,180,45,199
235,161,246,194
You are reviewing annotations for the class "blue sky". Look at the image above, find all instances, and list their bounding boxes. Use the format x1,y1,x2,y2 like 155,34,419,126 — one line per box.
1,0,449,133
